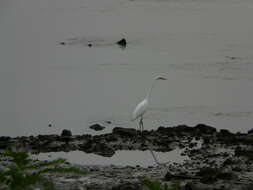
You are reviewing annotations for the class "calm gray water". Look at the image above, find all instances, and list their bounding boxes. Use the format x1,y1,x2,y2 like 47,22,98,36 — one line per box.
1,0,253,137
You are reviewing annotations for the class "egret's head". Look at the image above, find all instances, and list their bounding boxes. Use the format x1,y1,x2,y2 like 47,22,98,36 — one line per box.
155,76,168,80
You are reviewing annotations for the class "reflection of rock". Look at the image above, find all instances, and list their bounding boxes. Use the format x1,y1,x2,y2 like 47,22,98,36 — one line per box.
184,182,214,190
89,124,105,131
105,121,112,124
111,182,142,190
79,141,115,157
225,56,238,60
112,127,138,136
116,38,127,47
164,171,199,180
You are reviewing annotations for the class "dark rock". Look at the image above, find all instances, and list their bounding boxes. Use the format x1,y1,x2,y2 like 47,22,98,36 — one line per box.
183,182,213,190
239,183,253,190
0,137,11,149
88,43,92,47
48,124,52,127
60,42,66,45
164,171,174,180
197,167,219,176
89,124,105,131
165,172,199,181
200,175,217,184
0,136,11,142
223,158,237,166
219,129,233,137
61,129,72,137
196,167,237,184
157,126,172,134
112,127,138,137
36,135,56,141
203,136,211,144
189,142,196,148
235,148,253,159
79,140,94,153
111,182,142,190
174,125,193,133
196,167,220,184
248,128,253,134
0,184,8,190
237,135,253,144
194,124,216,134
104,134,118,142
189,149,202,156
217,172,237,180
116,38,127,47
217,133,245,145
157,125,192,136
158,124,216,136
232,167,242,172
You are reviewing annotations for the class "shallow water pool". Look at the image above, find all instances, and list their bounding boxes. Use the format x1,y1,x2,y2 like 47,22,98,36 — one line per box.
32,148,188,167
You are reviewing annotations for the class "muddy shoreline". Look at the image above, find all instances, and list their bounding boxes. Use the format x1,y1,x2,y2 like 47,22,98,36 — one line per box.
1,124,253,190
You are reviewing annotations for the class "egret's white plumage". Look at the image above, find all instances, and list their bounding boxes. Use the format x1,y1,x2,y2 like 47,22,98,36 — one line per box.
132,99,148,122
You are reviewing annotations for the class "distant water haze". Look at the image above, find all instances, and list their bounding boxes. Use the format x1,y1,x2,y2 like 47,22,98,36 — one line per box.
1,0,253,136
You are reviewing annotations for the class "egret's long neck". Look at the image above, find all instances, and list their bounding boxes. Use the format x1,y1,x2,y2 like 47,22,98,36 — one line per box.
145,79,156,101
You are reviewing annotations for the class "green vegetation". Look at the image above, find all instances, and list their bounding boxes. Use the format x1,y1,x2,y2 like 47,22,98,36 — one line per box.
0,150,88,190
140,178,181,190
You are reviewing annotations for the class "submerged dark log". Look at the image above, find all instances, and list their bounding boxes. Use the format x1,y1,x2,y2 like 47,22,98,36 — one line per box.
116,38,127,47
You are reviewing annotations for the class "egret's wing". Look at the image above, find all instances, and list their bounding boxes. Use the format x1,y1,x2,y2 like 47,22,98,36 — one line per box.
132,99,148,121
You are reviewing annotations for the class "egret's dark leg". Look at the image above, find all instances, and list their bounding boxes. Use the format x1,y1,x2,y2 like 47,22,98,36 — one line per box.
139,118,142,132
140,117,144,132
139,116,145,147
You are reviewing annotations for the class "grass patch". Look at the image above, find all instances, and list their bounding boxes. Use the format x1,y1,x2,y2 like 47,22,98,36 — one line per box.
0,150,88,190
140,178,181,190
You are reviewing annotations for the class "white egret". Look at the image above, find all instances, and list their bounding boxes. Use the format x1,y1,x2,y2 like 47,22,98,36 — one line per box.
132,76,169,166
132,76,167,131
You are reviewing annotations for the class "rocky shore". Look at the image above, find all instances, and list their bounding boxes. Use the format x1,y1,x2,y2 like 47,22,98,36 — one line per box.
1,124,253,190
